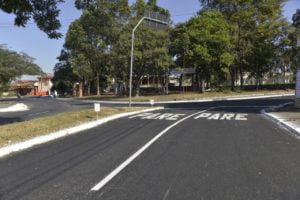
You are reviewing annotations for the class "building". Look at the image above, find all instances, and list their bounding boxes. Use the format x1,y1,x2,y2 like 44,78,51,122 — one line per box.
10,74,53,96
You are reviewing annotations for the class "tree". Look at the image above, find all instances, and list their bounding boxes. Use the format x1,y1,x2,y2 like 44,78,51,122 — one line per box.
0,45,42,89
292,9,300,28
170,23,190,69
0,0,64,38
199,0,288,90
186,10,233,92
53,50,77,95
56,0,171,97
64,19,94,97
112,0,172,96
62,0,130,96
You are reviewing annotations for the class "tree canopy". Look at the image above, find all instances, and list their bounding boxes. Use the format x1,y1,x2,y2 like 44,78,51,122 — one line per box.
0,0,64,38
54,0,296,96
0,45,42,89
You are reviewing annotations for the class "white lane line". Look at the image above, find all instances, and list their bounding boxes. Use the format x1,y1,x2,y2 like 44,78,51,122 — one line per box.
28,111,49,117
90,108,214,192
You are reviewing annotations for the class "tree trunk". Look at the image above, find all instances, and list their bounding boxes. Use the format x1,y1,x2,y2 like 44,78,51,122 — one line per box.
240,68,244,89
79,80,83,97
283,65,286,84
164,71,169,95
255,70,260,91
230,68,236,91
255,78,259,90
123,81,127,95
135,83,140,97
197,73,205,93
179,75,183,92
133,77,141,97
72,82,77,97
87,81,91,96
96,72,100,96
191,74,196,91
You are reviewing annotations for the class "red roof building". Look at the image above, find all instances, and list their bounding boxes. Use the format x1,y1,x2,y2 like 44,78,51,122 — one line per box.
10,74,53,96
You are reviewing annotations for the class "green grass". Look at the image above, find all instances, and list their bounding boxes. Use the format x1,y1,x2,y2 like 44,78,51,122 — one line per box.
78,89,293,102
0,107,146,147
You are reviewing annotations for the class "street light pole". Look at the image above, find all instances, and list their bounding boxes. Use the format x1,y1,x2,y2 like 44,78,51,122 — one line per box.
296,37,300,108
129,17,168,107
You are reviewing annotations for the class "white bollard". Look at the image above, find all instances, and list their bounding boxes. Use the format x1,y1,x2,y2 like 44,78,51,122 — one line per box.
94,103,101,120
149,99,154,107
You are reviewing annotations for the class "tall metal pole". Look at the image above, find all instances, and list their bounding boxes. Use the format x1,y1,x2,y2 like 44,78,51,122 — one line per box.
296,37,300,108
129,17,168,107
129,28,135,107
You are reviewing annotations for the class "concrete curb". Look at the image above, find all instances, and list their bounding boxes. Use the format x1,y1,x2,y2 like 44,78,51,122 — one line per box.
66,93,295,105
261,103,300,139
0,107,164,158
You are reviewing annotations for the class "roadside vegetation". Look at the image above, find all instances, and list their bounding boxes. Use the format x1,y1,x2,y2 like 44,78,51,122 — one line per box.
79,90,293,102
0,45,42,93
0,0,299,99
53,0,300,97
0,107,146,147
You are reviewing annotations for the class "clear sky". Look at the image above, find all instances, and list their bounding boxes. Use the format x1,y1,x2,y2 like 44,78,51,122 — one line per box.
0,0,299,73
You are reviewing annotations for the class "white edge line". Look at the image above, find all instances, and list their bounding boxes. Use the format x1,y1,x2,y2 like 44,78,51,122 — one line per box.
90,107,214,191
261,103,300,139
0,107,164,158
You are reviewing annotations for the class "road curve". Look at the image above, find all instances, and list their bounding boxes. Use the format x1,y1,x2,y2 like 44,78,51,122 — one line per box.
0,96,299,200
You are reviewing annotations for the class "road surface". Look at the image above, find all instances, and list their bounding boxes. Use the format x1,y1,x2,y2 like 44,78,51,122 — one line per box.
0,96,299,200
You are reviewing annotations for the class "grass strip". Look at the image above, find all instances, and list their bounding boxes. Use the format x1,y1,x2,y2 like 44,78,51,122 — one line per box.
79,90,293,102
0,107,146,147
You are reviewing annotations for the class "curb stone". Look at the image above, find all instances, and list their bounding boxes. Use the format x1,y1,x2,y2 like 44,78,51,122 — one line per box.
261,103,300,139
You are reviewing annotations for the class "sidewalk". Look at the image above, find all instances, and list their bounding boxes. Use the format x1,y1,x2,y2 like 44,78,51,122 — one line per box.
265,103,300,138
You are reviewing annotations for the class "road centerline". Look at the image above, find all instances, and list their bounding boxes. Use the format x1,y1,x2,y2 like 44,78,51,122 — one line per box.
90,107,215,192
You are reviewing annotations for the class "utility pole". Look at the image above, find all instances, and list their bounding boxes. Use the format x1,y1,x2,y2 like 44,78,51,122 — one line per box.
296,37,300,108
129,16,168,107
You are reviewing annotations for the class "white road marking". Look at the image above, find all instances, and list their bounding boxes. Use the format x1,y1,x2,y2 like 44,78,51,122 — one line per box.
235,114,248,121
90,108,214,192
142,113,162,119
194,112,249,121
129,113,186,121
208,113,221,120
194,113,212,119
155,113,174,120
165,114,186,121
220,114,235,120
128,113,152,119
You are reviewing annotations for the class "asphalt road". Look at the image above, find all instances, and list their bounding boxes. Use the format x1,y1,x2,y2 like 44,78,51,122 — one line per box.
0,96,299,199
0,97,93,125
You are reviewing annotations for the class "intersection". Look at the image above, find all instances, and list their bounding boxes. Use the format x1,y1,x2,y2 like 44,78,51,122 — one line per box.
0,96,299,200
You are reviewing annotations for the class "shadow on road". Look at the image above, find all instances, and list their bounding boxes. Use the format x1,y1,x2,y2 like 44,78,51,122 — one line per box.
0,116,22,125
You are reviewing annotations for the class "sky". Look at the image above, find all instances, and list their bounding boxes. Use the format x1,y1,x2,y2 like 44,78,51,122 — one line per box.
0,0,299,73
